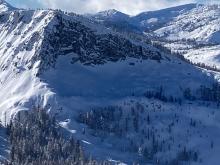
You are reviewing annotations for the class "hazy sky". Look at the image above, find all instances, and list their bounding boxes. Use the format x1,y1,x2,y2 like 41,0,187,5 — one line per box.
7,0,220,15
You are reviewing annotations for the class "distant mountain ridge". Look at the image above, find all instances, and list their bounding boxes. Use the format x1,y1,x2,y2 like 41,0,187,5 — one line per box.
88,3,198,32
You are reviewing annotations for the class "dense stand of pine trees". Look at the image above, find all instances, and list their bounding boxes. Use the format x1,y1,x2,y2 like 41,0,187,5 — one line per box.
144,86,182,104
183,83,220,105
1,109,111,165
143,83,220,105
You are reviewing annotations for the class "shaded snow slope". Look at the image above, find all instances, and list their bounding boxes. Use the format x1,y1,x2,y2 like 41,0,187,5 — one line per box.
43,55,215,99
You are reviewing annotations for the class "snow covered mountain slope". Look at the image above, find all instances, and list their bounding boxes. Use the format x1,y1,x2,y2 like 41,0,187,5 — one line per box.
153,5,220,69
155,5,220,43
0,1,220,164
